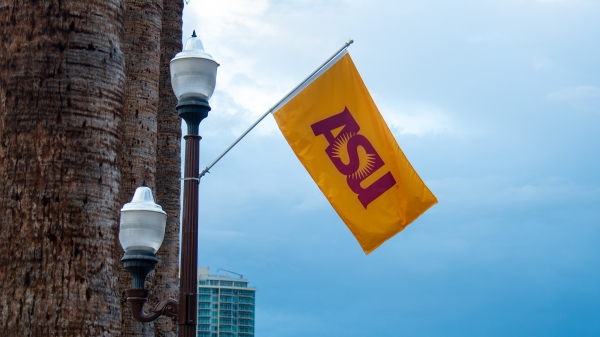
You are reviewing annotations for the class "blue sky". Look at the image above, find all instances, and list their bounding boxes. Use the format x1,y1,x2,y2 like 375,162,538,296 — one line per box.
180,0,600,336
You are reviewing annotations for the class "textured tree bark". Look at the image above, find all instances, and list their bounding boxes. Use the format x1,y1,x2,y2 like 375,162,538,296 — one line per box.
0,0,125,335
117,0,164,335
0,0,184,334
153,0,183,335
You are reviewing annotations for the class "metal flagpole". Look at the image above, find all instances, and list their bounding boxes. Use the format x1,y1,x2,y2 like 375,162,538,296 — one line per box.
198,39,354,179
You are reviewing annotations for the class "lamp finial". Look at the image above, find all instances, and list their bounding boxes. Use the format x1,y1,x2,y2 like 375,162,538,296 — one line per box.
192,30,197,38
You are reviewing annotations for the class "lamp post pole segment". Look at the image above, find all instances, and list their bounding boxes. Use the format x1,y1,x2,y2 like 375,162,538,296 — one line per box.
177,99,209,336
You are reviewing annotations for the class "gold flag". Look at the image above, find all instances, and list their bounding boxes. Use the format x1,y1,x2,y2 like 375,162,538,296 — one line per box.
272,51,437,254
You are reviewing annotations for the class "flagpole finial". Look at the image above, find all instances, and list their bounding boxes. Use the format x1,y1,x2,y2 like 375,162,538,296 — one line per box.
346,39,354,46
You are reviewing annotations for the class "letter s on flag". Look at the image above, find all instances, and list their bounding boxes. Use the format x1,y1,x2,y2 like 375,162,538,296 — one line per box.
310,107,397,209
272,50,437,254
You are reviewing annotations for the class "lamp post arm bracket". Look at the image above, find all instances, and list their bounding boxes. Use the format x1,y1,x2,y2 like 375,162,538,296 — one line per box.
126,289,179,323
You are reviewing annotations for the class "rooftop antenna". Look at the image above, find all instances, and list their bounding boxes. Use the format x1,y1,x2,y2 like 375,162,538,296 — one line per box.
217,268,243,279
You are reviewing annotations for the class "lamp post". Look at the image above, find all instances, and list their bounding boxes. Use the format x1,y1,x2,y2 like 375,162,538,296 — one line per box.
119,31,219,337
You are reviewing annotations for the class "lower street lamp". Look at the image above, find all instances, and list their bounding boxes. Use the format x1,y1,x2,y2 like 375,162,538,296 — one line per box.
119,181,178,321
119,31,219,337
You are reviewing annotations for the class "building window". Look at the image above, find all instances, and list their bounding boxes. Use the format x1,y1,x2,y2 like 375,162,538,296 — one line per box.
239,319,253,326
239,304,253,311
239,297,254,304
220,310,233,317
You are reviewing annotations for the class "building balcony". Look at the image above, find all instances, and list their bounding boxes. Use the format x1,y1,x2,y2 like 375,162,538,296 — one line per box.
197,325,211,331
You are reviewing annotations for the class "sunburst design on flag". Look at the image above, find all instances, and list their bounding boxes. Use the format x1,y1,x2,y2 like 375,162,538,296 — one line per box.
350,152,377,180
330,132,356,161
330,132,378,179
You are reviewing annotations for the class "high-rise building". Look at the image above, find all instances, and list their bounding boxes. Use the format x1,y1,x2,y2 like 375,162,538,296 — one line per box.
197,268,256,337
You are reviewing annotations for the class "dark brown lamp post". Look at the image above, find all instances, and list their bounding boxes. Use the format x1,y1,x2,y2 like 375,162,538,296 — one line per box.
119,31,219,337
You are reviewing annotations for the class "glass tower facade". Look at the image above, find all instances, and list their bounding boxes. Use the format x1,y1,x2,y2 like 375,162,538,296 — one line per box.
197,268,256,337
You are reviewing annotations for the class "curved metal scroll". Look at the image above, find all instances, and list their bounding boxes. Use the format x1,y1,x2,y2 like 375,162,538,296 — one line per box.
125,288,178,323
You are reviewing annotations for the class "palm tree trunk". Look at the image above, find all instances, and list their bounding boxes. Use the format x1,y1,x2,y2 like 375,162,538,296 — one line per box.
118,0,164,335
0,0,125,335
153,0,184,335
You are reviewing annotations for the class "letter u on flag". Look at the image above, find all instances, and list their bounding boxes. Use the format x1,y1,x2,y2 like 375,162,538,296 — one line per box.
271,49,437,254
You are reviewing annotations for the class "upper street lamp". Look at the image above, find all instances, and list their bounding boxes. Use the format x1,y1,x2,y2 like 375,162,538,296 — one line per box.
119,31,219,337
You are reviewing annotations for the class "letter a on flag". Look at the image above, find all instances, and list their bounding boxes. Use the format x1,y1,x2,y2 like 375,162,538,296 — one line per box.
271,49,437,254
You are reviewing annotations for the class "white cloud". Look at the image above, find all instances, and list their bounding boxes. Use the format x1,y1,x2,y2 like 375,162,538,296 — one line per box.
432,175,600,210
545,86,600,112
184,0,286,127
508,0,583,4
547,86,600,101
534,0,574,3
533,56,553,71
379,102,456,136
467,32,509,44
184,0,274,41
